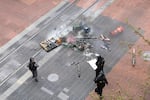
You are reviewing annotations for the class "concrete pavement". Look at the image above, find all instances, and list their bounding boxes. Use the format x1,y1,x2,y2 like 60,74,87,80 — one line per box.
0,0,144,100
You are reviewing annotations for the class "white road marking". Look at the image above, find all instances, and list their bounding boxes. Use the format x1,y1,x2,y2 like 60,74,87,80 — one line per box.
93,0,115,17
58,92,69,100
0,50,41,87
63,88,69,93
0,71,31,99
41,87,54,95
0,46,63,100
0,1,67,55
84,0,115,21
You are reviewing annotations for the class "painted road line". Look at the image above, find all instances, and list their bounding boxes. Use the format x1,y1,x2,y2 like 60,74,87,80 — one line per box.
0,0,84,87
83,0,102,16
58,92,69,100
63,88,69,93
41,87,54,95
0,46,63,100
0,1,67,55
87,0,115,21
0,71,31,100
0,49,42,87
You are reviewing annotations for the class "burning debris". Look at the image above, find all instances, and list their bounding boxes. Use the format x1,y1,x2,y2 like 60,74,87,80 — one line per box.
40,37,62,52
40,22,92,52
40,22,124,52
66,34,76,44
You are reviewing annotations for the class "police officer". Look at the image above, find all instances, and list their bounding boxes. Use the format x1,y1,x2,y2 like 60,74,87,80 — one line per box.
95,71,108,99
27,57,39,82
95,56,105,78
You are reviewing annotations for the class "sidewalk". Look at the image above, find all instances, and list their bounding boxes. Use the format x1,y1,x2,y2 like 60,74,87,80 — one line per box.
0,0,61,46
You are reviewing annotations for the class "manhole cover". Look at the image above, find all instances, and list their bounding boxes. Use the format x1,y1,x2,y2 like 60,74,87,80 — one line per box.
48,73,59,82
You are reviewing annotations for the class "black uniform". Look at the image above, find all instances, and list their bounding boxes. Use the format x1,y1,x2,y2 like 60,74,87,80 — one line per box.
28,57,39,82
95,71,108,98
95,56,105,77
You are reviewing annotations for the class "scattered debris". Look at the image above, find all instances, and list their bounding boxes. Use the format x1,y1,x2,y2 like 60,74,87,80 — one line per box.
110,26,124,35
132,48,136,67
99,34,110,42
40,38,62,52
100,44,111,52
40,22,124,53
143,51,150,61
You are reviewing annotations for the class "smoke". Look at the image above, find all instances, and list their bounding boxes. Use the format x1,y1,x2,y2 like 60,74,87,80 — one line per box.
66,35,76,43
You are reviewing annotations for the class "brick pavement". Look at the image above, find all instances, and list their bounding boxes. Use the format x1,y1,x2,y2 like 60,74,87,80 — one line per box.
0,0,61,46
76,0,96,9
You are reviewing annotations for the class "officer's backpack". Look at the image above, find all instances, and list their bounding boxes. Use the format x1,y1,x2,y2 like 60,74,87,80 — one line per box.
95,71,104,82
